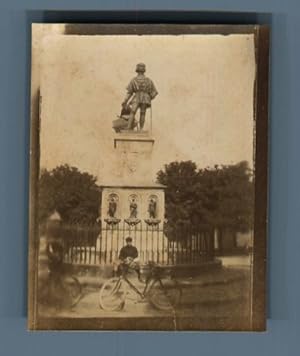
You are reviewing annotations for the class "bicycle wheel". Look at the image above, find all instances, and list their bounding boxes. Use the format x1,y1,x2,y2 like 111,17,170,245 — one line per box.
60,275,82,307
149,278,182,311
99,277,126,311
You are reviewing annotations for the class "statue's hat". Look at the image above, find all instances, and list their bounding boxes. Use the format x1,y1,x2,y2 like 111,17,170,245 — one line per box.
136,63,146,72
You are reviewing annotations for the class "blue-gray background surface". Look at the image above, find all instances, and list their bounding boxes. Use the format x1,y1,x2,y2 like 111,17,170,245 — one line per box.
0,1,299,355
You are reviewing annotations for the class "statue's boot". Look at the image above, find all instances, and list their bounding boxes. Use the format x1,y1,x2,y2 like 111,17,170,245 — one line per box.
139,112,146,130
127,113,135,130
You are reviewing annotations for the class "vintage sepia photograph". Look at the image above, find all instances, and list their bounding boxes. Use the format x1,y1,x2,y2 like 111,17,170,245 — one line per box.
28,24,269,331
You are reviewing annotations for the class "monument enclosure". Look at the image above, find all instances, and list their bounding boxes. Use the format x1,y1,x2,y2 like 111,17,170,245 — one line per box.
28,24,269,331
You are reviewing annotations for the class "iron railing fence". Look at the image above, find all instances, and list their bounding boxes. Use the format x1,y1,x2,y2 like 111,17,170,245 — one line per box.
44,221,214,266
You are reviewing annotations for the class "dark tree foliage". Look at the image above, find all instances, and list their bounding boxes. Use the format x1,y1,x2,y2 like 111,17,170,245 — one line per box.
38,164,101,225
157,161,199,232
157,160,254,239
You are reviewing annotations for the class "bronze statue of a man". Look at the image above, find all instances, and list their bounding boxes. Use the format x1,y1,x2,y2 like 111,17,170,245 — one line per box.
122,63,158,130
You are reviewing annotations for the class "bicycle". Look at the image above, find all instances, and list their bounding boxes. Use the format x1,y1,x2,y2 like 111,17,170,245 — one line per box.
98,260,182,312
38,267,82,309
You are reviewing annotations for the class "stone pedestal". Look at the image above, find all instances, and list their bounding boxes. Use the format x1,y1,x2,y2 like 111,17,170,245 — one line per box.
112,131,154,185
100,130,165,224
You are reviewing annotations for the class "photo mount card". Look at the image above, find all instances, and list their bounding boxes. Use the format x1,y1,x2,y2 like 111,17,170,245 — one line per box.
28,24,269,331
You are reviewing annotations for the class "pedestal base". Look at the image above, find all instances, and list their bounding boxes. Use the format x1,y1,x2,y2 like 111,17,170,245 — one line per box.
124,218,141,226
144,218,161,226
104,217,121,225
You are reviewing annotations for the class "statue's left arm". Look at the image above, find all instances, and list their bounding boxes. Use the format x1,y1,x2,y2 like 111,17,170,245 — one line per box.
122,92,132,107
150,80,158,100
122,79,135,107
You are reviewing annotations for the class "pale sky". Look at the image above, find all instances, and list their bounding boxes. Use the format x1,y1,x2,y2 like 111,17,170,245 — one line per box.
39,34,255,184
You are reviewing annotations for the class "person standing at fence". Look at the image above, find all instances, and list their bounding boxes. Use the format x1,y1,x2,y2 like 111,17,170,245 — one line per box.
113,237,141,280
45,239,65,305
47,239,64,273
